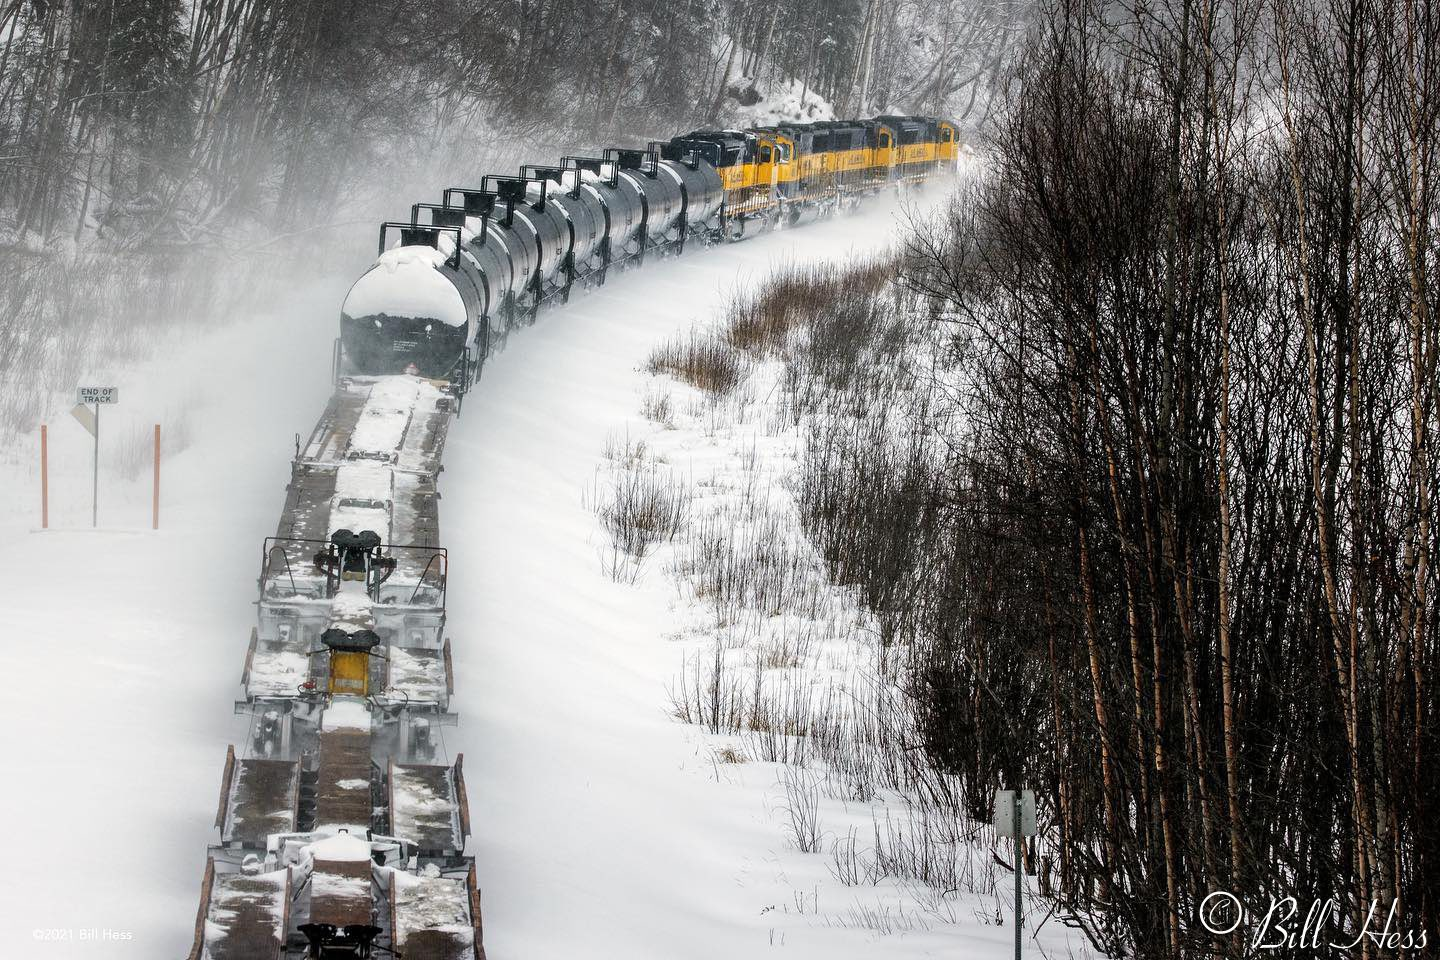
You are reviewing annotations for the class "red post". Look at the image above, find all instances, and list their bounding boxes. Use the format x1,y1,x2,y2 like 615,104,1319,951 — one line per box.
152,424,161,530
40,424,48,529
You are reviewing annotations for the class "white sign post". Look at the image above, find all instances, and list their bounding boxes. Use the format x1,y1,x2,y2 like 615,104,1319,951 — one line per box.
72,386,118,527
994,789,1037,960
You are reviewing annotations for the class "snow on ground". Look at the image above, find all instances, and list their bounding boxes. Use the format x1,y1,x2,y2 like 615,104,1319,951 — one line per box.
0,183,1029,960
0,273,344,957
589,292,1098,957
438,190,1092,959
726,76,837,127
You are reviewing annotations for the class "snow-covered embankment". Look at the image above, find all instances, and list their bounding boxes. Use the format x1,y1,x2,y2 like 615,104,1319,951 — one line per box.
441,193,1091,959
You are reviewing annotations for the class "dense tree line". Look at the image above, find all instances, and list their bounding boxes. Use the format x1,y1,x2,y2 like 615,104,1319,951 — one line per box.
1,0,500,244
773,0,1438,954
891,0,1440,952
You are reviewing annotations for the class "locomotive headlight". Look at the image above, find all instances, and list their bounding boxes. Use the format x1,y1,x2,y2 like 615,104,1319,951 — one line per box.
373,319,382,328
425,323,433,333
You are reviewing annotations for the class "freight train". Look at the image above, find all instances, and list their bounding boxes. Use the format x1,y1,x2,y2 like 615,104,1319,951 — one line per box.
339,115,962,394
189,114,958,960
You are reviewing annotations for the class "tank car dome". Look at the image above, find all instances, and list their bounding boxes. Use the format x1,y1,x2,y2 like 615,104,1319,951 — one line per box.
342,245,468,329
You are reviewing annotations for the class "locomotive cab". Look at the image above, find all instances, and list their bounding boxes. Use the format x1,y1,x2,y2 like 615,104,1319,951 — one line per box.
751,127,802,203
671,130,774,228
769,135,797,202
937,119,961,167
875,115,936,182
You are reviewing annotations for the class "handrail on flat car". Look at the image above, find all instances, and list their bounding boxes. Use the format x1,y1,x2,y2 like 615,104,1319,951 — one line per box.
410,553,448,606
260,536,448,608
261,543,300,600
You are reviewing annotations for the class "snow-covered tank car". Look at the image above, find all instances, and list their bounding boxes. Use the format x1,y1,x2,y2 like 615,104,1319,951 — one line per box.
338,152,724,390
562,154,647,261
479,175,573,302
522,164,610,282
612,148,685,253
339,226,478,382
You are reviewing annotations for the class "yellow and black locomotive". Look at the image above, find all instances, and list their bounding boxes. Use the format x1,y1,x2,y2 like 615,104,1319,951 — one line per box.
664,115,961,236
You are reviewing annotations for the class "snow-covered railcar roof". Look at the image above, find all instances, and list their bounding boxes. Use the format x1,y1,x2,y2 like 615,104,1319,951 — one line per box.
333,460,393,502
223,758,300,846
199,867,289,960
245,645,313,699
328,587,375,633
297,376,452,475
309,858,375,929
390,872,475,960
389,761,466,854
268,375,450,594
314,716,373,835
386,644,449,704
346,376,447,465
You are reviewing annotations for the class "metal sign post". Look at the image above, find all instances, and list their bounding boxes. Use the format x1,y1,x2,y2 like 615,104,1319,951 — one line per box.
40,424,48,528
71,386,118,527
92,403,98,527
994,788,1037,960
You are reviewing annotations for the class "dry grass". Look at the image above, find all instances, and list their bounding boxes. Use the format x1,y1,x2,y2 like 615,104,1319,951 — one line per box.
602,431,653,464
654,254,1021,928
723,257,896,357
669,640,748,733
639,386,674,425
645,331,748,397
590,431,691,582
714,745,746,764
778,765,823,853
677,513,829,625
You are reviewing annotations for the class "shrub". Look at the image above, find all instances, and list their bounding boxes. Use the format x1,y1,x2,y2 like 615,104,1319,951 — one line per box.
645,332,747,396
596,463,689,559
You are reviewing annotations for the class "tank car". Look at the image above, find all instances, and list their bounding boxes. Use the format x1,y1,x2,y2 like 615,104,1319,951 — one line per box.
339,147,722,393
339,225,475,382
